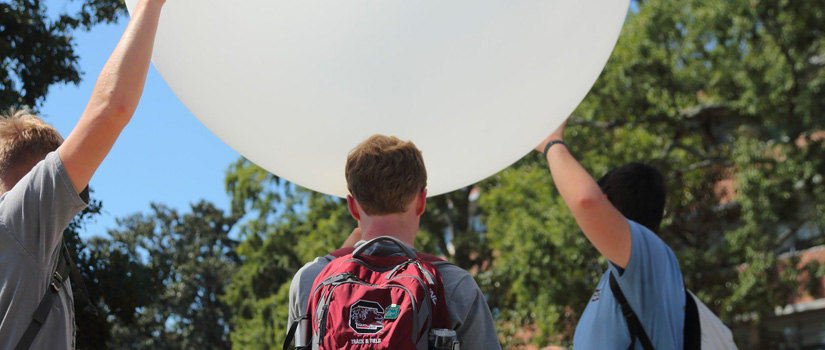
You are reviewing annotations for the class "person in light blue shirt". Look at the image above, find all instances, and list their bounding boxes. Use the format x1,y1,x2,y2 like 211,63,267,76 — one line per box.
536,119,685,349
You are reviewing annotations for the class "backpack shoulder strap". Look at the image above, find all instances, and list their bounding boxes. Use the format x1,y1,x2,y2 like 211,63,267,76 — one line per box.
327,247,355,259
63,245,96,315
332,247,451,264
283,315,309,350
16,243,99,350
15,244,72,350
416,252,447,263
683,289,701,350
609,272,655,350
414,252,451,330
417,253,460,270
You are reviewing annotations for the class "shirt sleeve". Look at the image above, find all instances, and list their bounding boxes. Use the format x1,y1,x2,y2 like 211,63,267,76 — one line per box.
0,152,88,266
288,257,331,327
444,266,502,350
288,266,306,327
608,220,685,323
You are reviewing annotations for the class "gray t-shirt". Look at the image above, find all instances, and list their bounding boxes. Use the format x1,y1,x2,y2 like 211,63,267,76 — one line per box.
288,240,501,349
0,152,89,349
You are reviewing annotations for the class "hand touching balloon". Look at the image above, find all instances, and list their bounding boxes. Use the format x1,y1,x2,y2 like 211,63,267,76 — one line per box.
535,119,567,153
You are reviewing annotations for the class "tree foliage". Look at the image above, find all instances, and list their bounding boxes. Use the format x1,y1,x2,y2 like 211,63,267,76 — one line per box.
222,159,354,348
68,201,239,349
478,0,825,347
0,0,125,109
221,2,824,348
9,0,823,348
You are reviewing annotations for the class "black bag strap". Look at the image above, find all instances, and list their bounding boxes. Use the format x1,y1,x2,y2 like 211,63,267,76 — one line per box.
61,245,97,315
15,244,72,350
15,242,97,350
609,272,655,350
283,315,309,350
683,290,701,350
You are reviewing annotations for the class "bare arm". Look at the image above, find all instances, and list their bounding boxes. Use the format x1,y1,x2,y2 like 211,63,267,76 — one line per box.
341,227,362,249
58,0,166,193
536,120,631,268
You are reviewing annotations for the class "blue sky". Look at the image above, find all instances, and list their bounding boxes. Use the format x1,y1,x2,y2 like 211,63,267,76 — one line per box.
40,12,240,238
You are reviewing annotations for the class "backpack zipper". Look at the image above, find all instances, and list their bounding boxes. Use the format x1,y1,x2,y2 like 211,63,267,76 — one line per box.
386,259,415,279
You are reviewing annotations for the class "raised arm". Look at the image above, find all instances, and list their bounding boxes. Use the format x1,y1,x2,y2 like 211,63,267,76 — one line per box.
58,0,166,193
536,120,632,268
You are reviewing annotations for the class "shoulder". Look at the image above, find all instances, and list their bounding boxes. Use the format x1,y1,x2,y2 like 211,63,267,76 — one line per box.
613,221,686,348
2,151,88,210
434,263,501,349
436,263,477,290
0,152,83,264
611,219,683,294
435,263,484,310
30,151,64,181
289,255,335,320
625,220,680,268
293,256,333,284
290,255,334,298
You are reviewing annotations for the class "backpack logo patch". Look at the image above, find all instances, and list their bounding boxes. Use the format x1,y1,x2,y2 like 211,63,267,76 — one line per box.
349,300,385,334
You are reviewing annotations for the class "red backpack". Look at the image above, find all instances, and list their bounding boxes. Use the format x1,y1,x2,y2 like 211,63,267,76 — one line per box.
286,236,451,350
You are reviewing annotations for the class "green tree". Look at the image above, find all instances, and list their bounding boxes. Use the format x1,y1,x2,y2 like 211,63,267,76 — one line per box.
222,159,354,348
71,201,239,349
219,1,825,348
479,0,825,347
1,0,125,109
419,186,494,272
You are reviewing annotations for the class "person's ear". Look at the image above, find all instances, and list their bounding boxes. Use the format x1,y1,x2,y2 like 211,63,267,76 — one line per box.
414,189,427,216
347,195,361,221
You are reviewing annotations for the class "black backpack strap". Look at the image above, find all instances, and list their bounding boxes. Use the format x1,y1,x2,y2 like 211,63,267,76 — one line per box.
62,244,97,315
15,244,72,350
15,242,98,350
609,272,655,350
683,290,701,350
283,315,309,350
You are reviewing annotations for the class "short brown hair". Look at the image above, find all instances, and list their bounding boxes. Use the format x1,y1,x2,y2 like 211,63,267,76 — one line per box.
346,135,427,215
0,109,63,180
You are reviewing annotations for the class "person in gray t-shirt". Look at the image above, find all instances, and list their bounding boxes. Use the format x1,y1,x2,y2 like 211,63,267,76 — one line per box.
286,135,501,349
0,0,170,348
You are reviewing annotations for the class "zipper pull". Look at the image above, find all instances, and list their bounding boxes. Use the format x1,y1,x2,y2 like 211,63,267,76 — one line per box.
414,261,436,285
387,259,414,280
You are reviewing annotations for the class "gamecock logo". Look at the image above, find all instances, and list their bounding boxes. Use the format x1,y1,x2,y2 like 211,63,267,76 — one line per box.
349,300,385,334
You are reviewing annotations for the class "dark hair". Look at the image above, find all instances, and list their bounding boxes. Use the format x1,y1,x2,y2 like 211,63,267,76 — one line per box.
346,135,427,215
597,163,666,233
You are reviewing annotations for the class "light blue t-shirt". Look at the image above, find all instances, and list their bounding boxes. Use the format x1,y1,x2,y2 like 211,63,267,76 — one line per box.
573,220,685,349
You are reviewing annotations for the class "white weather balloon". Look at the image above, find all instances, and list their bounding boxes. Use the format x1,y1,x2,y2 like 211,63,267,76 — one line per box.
125,0,630,197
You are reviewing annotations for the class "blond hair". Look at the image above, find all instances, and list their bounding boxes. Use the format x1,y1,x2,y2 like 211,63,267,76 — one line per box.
0,109,63,180
346,135,427,215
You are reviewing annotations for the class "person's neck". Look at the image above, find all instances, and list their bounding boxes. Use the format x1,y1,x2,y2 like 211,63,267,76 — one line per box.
359,214,418,247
